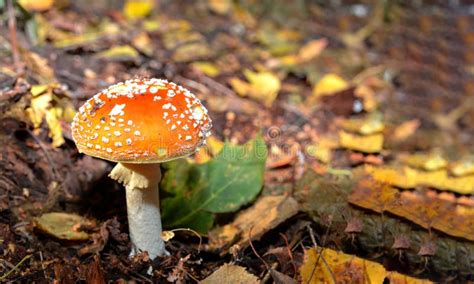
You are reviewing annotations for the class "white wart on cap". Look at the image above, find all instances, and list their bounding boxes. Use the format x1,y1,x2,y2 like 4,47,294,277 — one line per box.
71,78,212,163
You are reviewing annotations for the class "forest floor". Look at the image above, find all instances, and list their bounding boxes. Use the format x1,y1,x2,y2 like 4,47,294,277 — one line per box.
1,1,474,283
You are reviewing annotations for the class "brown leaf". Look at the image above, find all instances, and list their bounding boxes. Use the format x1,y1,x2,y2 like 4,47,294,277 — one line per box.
209,195,299,250
349,179,474,241
318,87,357,116
85,255,106,284
202,264,259,284
270,269,297,284
78,221,110,256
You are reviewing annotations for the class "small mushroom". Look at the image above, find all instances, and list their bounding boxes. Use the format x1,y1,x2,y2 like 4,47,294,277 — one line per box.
71,78,212,259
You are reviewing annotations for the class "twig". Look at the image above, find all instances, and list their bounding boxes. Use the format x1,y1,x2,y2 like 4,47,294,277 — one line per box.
248,226,270,270
26,129,60,180
7,0,20,71
0,254,32,281
174,76,210,95
201,76,236,97
305,225,336,284
170,228,203,253
279,233,297,277
39,251,48,281
176,265,200,283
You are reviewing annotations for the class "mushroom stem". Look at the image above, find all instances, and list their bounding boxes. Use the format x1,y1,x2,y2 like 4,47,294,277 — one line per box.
109,162,168,259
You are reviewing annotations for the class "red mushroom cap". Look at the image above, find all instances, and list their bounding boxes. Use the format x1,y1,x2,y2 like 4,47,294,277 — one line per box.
71,78,212,163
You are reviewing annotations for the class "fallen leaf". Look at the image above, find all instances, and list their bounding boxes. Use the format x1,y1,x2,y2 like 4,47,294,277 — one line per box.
45,107,65,147
339,131,384,153
172,42,212,62
300,247,432,284
208,195,299,250
270,269,298,284
340,113,385,135
18,0,54,12
202,264,259,284
207,0,232,15
450,155,474,177
400,152,447,171
132,32,153,57
191,62,220,77
365,165,474,194
161,136,268,233
275,39,328,68
21,51,56,84
34,212,94,241
256,24,300,56
27,84,54,128
95,45,140,61
391,119,420,141
312,74,349,97
317,87,357,116
160,231,175,242
26,83,70,147
78,221,109,255
306,136,339,164
349,179,474,241
297,39,328,63
123,0,154,20
194,136,225,164
85,255,106,284
230,70,281,107
354,84,378,112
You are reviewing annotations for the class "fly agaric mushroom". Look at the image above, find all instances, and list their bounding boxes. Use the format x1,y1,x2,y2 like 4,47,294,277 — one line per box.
71,78,212,259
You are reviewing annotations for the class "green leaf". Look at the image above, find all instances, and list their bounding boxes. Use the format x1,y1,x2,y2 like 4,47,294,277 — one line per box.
161,136,268,233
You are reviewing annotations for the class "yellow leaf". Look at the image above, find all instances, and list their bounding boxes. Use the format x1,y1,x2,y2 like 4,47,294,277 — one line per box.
34,212,94,241
300,247,395,284
172,42,212,62
301,247,432,284
365,165,474,195
46,108,65,147
340,114,385,135
339,131,384,153
401,152,447,171
229,77,251,97
392,119,420,141
207,0,232,15
30,85,49,97
123,0,154,20
132,32,153,56
18,0,54,12
306,144,331,164
297,39,327,62
26,84,69,147
191,62,220,77
312,74,349,97
96,45,139,60
350,179,474,241
194,137,225,164
450,155,474,177
22,51,56,84
143,19,161,32
160,231,175,242
27,85,53,128
243,69,281,107
306,137,339,164
194,148,212,164
355,84,378,112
